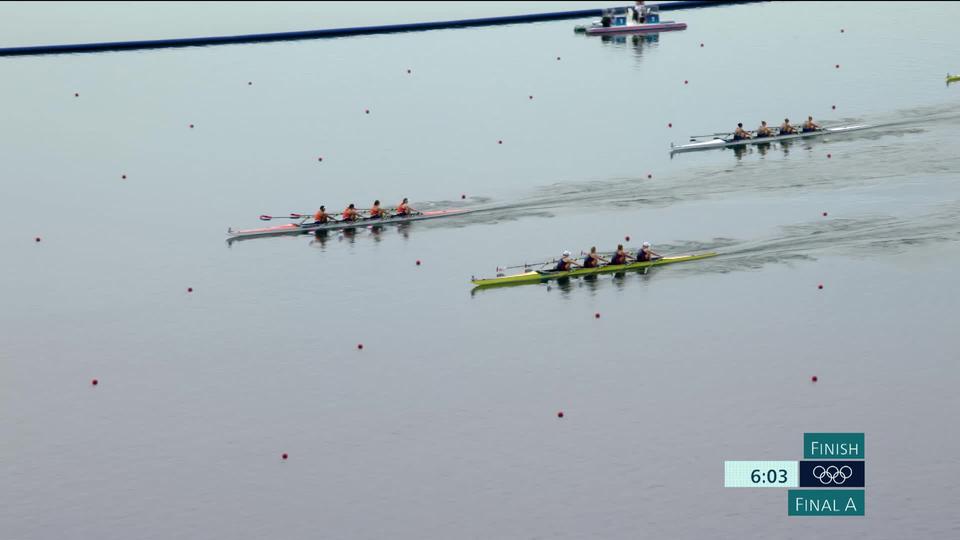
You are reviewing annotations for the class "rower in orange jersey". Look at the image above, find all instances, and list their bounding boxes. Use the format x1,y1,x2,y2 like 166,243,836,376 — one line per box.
368,200,384,219
341,203,359,222
395,197,416,216
313,205,330,224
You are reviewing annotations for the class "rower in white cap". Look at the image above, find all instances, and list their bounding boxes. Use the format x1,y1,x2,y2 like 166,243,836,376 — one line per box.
636,241,661,262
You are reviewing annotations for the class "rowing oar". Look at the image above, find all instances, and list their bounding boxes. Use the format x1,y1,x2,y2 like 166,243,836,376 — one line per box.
259,214,309,221
689,131,732,138
496,259,557,272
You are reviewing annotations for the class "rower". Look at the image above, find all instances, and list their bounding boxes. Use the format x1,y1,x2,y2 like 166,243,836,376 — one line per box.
369,200,384,219
341,203,359,222
313,205,331,224
582,246,608,269
802,115,820,133
780,118,796,135
755,120,772,138
395,197,415,217
636,241,661,262
554,250,579,271
609,244,630,265
732,123,751,141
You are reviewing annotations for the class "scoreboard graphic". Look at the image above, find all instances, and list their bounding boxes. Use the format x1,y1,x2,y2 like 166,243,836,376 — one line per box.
724,433,865,516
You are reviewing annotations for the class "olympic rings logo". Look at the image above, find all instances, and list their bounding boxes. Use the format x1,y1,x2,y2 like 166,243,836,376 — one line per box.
812,465,853,485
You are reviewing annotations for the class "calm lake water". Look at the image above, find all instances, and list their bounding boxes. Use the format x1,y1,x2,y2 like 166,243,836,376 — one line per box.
2,2,959,538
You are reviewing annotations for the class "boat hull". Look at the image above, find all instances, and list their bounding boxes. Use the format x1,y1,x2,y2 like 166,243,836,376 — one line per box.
670,125,870,154
471,252,717,288
227,208,472,242
585,22,687,35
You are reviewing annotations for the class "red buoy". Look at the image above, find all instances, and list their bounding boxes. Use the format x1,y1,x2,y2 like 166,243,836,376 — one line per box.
556,56,561,60
668,123,672,128
91,378,98,386
498,140,502,144
811,375,818,382
461,194,466,199
407,69,411,74
357,343,364,350
827,153,832,158
684,80,688,85
74,92,79,97
365,109,370,114
823,211,828,217
282,453,288,460
318,157,323,162
557,411,564,418
529,95,533,100
625,235,630,242
594,312,600,319
187,287,193,293
416,260,421,266
122,174,127,179
818,284,824,290
840,29,845,33
647,173,652,179
700,43,704,47
835,64,840,69
35,237,41,242
189,124,194,128
832,105,836,110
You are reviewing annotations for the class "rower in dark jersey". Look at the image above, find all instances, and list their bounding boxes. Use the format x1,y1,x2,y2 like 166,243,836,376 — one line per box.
582,246,609,269
636,241,661,262
554,251,579,271
609,244,631,265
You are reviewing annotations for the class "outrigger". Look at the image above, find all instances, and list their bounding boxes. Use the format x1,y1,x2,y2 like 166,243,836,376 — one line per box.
227,208,472,242
471,252,717,289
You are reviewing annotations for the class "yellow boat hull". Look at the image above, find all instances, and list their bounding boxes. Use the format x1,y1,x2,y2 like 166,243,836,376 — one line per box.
471,252,718,288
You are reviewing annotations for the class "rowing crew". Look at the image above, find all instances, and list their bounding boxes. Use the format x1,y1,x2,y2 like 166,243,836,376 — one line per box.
732,116,821,141
312,198,417,224
554,242,661,271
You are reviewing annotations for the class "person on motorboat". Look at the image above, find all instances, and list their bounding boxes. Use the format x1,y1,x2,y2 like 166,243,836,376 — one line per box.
780,118,797,135
802,115,821,133
636,241,661,262
341,203,360,222
633,0,649,23
582,246,609,269
395,198,416,217
555,251,580,271
732,123,751,141
313,205,331,224
368,200,384,219
755,120,773,138
608,244,631,265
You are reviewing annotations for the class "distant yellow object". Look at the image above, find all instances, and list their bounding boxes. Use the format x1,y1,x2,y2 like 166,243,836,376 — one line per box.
948,73,960,83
